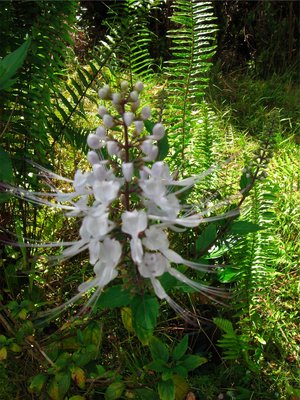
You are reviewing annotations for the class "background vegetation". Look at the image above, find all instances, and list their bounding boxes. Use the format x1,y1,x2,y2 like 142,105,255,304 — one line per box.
0,1,299,399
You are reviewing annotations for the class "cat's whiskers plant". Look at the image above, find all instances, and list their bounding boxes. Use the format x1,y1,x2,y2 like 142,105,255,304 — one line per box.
3,81,240,321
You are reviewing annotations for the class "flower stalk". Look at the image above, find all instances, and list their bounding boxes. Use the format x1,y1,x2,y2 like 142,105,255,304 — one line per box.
2,81,240,319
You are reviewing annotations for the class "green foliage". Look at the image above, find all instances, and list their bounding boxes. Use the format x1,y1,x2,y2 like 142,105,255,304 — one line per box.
131,295,160,345
147,335,206,400
0,38,31,90
0,1,299,399
101,0,160,80
0,1,78,166
164,0,217,166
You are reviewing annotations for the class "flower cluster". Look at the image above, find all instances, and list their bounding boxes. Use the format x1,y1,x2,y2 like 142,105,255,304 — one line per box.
6,81,236,318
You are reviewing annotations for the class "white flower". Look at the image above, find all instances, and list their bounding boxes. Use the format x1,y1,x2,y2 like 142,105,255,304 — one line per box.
5,81,237,321
122,210,147,264
139,172,167,200
122,210,147,237
93,180,120,205
143,225,169,251
122,162,134,182
138,252,169,278
140,140,158,161
93,164,108,181
78,237,122,293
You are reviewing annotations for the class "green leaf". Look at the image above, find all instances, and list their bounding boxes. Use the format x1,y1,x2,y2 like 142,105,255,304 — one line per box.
149,337,169,363
172,335,188,361
96,285,131,309
105,382,125,400
218,267,241,283
173,365,188,379
0,335,7,344
9,342,22,352
0,147,13,185
162,370,173,381
134,388,157,400
29,374,48,394
82,321,103,347
229,221,263,235
239,172,252,191
144,120,154,134
147,359,167,373
159,272,194,293
0,38,31,90
213,318,235,334
131,294,159,345
47,372,71,400
179,355,207,371
195,224,216,253
158,379,175,400
157,133,169,161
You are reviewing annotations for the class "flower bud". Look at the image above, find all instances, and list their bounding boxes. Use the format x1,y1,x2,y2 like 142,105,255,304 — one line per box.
96,125,106,139
122,162,134,182
98,105,107,117
87,134,101,149
103,114,114,128
129,90,139,102
87,150,100,165
112,92,121,105
98,85,111,100
123,112,134,127
131,98,140,112
134,81,144,93
134,120,144,135
120,80,129,91
151,123,165,140
107,141,120,156
93,164,107,180
140,106,151,120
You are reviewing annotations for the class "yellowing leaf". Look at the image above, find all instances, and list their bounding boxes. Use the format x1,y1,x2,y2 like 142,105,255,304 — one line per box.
18,308,27,320
71,367,86,389
173,375,189,400
47,372,71,400
10,343,22,352
121,307,134,333
0,347,7,361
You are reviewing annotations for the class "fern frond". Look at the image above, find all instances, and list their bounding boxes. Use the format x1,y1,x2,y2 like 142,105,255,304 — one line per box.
101,0,159,81
230,179,278,316
163,0,217,167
